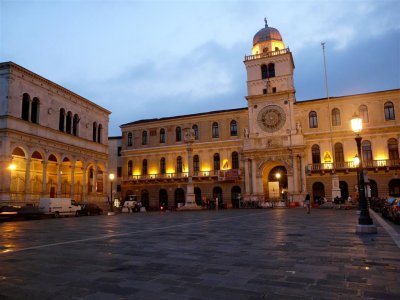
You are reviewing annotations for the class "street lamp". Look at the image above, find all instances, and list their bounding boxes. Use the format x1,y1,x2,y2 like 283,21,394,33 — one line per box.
109,173,115,212
351,113,376,233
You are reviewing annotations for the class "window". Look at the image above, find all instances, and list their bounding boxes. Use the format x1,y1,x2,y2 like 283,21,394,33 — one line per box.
176,126,182,142
311,145,321,164
92,122,97,142
59,109,65,132
362,140,373,161
261,64,268,79
268,63,275,78
117,147,122,156
31,97,39,124
66,112,72,134
230,120,238,136
142,159,148,175
384,101,395,120
212,122,219,138
334,143,344,163
142,130,148,145
21,93,30,121
73,114,79,136
213,153,220,171
309,111,318,128
331,108,341,126
117,167,122,177
160,157,166,174
97,124,102,143
193,155,200,173
275,47,279,51
127,160,133,176
272,87,276,93
176,156,183,173
127,132,133,146
160,128,166,143
232,151,239,169
192,124,199,140
359,105,369,123
388,138,399,160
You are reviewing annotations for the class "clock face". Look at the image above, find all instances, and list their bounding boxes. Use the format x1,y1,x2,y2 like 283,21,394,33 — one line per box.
257,105,286,133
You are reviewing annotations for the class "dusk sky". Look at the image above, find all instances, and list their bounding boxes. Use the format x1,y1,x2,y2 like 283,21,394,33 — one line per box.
1,0,399,136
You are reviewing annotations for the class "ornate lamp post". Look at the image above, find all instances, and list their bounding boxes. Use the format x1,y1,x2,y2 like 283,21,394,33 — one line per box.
109,173,115,213
351,113,376,233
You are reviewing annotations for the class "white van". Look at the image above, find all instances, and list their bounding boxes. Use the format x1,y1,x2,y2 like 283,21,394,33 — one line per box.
38,198,81,217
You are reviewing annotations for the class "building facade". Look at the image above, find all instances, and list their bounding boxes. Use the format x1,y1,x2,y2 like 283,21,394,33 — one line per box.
108,136,122,206
120,21,400,210
0,62,111,205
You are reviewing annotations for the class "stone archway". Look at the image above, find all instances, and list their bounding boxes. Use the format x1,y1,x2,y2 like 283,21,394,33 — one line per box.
262,162,288,200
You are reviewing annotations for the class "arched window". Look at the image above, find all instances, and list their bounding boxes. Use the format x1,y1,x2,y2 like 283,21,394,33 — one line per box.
127,132,133,146
142,130,148,145
142,159,148,175
21,93,30,121
59,108,65,132
160,157,166,174
192,124,199,140
230,120,238,136
127,160,133,176
176,126,182,142
268,63,275,78
309,111,318,128
359,105,369,123
212,122,219,138
334,143,344,163
232,151,239,169
31,97,39,124
362,140,373,162
331,108,341,126
176,156,183,173
160,128,166,143
213,153,220,171
193,155,200,173
388,138,399,161
384,101,395,120
92,122,97,142
73,114,79,136
261,64,268,79
66,111,72,134
311,144,321,164
97,124,102,143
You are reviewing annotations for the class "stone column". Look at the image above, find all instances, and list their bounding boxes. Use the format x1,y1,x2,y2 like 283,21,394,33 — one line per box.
244,159,250,195
57,162,62,197
25,157,31,202
251,159,257,195
41,160,48,197
181,128,199,209
70,160,76,199
82,162,87,202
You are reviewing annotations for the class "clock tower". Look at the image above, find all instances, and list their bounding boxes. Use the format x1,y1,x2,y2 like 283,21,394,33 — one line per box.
242,19,305,203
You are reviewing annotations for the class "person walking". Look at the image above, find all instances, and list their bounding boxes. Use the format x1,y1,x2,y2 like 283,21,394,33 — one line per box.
305,193,311,214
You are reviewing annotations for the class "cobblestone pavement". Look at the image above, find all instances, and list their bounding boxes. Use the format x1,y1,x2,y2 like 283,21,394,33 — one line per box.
0,208,399,300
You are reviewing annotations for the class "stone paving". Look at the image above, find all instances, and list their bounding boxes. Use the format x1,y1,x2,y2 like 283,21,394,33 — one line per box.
0,208,399,300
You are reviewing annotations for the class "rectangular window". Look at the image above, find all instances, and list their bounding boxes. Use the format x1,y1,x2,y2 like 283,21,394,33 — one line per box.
117,147,122,156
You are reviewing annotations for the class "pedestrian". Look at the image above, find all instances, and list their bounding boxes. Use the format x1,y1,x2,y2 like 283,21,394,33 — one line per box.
305,193,311,214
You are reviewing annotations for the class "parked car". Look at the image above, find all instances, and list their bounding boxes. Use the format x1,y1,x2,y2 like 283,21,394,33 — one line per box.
80,203,103,216
388,198,400,224
0,206,19,221
382,197,397,219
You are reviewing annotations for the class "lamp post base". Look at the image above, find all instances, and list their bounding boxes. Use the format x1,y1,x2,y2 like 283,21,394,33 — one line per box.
356,224,377,234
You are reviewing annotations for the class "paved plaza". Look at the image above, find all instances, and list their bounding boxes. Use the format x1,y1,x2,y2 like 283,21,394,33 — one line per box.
0,208,399,300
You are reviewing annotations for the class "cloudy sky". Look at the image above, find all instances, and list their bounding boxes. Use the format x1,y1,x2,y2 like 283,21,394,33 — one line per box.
1,0,399,136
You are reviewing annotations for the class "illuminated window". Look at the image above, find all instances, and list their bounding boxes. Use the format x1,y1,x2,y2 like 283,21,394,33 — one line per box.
309,111,318,128
331,108,341,126
384,101,395,120
212,122,219,138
